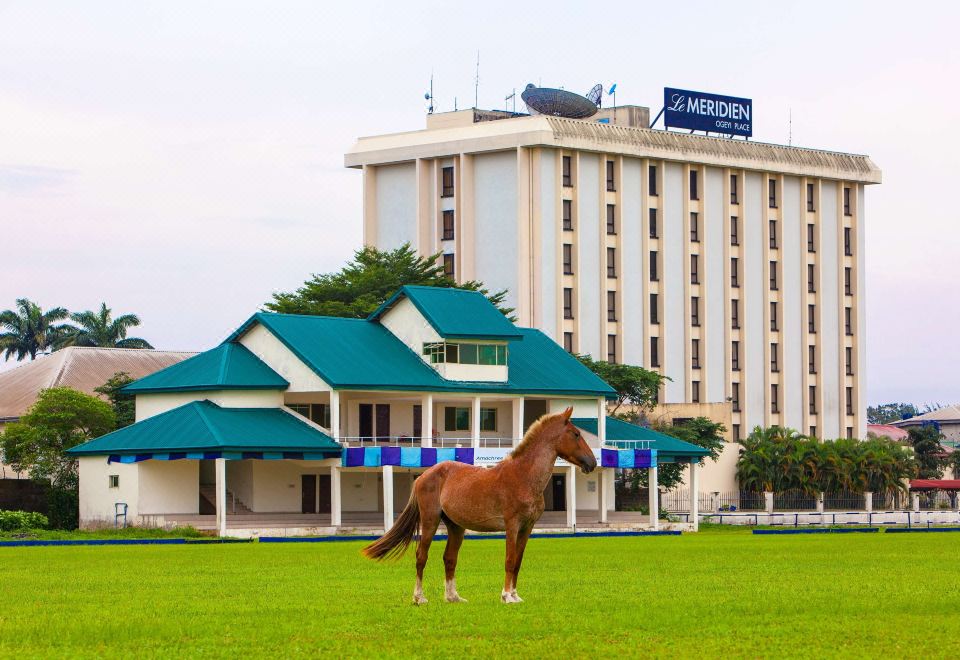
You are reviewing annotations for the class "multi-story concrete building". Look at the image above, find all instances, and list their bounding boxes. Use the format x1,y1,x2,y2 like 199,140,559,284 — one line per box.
345,105,880,442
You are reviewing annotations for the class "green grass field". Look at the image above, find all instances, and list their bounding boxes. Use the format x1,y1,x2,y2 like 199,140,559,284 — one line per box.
1,529,958,658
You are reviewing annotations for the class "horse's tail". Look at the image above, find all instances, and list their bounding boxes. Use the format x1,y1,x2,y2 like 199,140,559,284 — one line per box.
362,489,420,561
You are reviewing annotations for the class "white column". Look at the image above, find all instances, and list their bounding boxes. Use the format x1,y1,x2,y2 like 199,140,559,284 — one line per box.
382,466,394,531
566,465,577,529
598,470,608,523
648,466,659,531
422,394,433,448
911,492,920,512
596,398,606,446
330,465,342,527
511,397,525,446
330,390,341,441
471,397,481,449
764,491,774,514
215,458,227,537
816,492,825,513
689,462,700,532
864,491,873,513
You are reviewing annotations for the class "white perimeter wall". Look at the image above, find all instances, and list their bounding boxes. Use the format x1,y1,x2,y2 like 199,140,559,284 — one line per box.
473,151,519,313
374,162,417,250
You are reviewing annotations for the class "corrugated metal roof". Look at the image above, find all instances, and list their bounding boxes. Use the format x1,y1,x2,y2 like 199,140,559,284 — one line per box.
369,286,523,340
866,424,909,441
890,405,960,427
0,347,195,421
123,343,288,394
573,417,710,459
67,400,341,456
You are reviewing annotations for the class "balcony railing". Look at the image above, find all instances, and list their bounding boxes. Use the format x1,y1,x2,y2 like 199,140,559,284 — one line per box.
338,436,520,449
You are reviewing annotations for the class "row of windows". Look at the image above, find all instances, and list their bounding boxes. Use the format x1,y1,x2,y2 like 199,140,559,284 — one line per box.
444,406,497,432
729,381,855,417
422,342,508,365
562,157,660,195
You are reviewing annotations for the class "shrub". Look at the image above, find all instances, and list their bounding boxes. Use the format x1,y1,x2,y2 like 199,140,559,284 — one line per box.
0,510,49,531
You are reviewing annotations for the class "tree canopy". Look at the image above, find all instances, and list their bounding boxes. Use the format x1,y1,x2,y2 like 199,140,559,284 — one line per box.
0,299,74,361
94,372,137,429
62,303,153,349
906,424,946,479
867,402,921,425
575,355,666,414
266,243,513,319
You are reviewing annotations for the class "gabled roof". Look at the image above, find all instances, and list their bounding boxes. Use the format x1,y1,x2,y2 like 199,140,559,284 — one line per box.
368,285,523,341
227,312,614,397
67,400,340,457
891,405,960,427
0,347,195,421
572,417,710,460
123,343,287,394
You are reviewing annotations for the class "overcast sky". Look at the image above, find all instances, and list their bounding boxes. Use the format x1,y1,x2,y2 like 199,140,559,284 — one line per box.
1,1,958,405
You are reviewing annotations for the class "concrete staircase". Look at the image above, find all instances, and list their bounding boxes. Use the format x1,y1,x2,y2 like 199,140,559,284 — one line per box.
199,485,251,514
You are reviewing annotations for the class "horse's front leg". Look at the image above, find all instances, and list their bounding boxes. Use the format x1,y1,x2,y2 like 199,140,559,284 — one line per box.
510,523,533,603
501,519,521,603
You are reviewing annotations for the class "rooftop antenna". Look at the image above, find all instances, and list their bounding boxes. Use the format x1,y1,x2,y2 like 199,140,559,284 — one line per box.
425,74,434,114
505,88,516,113
607,83,617,121
474,51,480,108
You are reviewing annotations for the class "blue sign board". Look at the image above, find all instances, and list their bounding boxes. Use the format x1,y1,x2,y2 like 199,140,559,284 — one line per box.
664,88,752,137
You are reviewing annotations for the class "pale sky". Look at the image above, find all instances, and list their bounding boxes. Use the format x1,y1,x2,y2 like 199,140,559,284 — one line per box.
1,1,958,406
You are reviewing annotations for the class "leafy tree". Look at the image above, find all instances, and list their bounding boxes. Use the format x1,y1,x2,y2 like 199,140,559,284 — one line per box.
576,355,666,414
266,243,513,319
94,372,137,429
907,424,946,479
62,303,153,349
867,402,920,424
0,298,76,361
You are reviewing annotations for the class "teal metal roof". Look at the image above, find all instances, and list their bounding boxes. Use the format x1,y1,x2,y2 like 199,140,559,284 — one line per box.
226,312,614,398
123,343,288,394
368,285,523,341
67,400,340,456
572,417,711,460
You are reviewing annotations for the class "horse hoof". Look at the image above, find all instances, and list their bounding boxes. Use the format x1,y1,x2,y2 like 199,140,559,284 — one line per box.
500,592,519,604
412,595,428,606
446,595,468,603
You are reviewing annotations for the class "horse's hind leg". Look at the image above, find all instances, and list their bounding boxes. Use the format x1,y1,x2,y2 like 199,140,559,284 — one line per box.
509,525,533,602
442,518,467,603
413,490,441,605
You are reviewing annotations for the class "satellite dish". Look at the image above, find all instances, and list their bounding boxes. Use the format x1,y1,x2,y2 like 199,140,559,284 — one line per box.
586,84,603,106
521,83,599,119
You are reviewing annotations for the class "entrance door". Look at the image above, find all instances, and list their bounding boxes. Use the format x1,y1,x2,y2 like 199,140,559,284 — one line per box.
546,474,566,511
524,399,548,432
317,475,331,514
375,404,391,441
301,475,317,513
359,404,373,440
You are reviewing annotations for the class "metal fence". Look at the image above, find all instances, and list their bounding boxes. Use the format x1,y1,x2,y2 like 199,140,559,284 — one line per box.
824,491,866,511
773,489,818,511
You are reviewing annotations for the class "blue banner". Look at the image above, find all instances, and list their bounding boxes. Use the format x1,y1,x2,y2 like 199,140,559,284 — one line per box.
664,87,752,137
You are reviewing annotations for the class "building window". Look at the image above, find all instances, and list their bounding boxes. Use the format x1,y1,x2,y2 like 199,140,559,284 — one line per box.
732,382,740,412
607,247,617,278
692,380,701,403
423,342,507,366
442,210,455,240
844,267,853,295
731,299,740,329
809,345,817,374
562,199,573,231
846,387,854,416
690,254,699,285
768,178,777,208
731,257,740,288
607,291,617,321
650,336,660,367
770,301,778,331
844,227,853,256
771,342,779,373
731,340,740,371
691,296,700,327
607,334,617,363
807,264,816,293
480,408,497,432
690,212,699,242
807,223,816,252
846,347,854,375
731,216,739,246
444,406,470,431
606,204,616,234
808,304,816,333
650,251,659,282
563,332,574,353
730,174,739,204
563,288,574,319
689,169,699,200
562,156,572,187
845,307,853,335
810,426,817,438
807,183,815,212
809,386,817,414
771,384,779,414
443,253,455,277
847,426,854,439
733,424,741,441
691,338,701,369
563,244,574,275
648,165,658,196
769,260,778,291
606,160,616,191
108,475,119,488
441,166,455,197
648,208,658,238
769,219,778,249
843,187,852,216
650,293,659,325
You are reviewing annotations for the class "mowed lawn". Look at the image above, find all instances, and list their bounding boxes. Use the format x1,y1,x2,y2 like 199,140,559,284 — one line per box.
1,530,959,658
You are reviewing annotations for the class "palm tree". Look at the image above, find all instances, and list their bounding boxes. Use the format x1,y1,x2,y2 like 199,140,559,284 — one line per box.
62,303,153,349
0,298,77,361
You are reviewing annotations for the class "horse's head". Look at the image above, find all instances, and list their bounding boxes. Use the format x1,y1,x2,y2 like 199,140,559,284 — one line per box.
555,407,597,474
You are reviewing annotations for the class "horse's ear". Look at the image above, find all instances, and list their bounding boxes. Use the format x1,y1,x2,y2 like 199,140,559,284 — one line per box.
562,406,573,420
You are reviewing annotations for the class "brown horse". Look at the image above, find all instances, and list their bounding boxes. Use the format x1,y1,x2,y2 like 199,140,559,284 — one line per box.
362,407,597,604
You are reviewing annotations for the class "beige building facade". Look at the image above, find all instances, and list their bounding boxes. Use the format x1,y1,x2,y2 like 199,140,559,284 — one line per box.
345,107,880,442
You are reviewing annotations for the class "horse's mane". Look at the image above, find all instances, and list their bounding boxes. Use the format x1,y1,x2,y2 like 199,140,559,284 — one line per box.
507,411,560,460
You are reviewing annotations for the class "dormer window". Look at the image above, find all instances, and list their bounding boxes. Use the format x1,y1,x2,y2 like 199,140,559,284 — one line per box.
422,341,507,366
